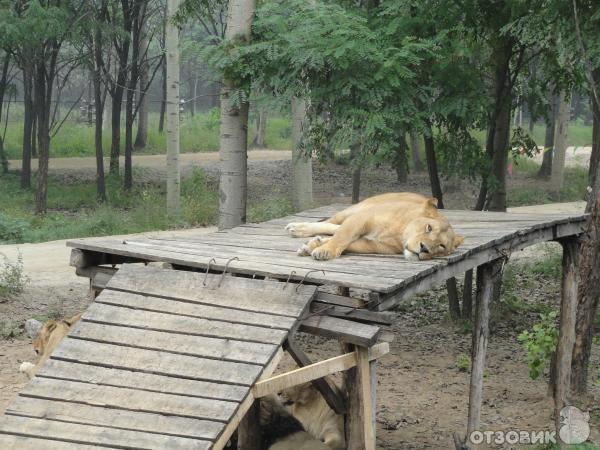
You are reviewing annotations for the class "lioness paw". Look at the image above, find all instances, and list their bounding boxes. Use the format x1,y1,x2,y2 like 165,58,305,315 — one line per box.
312,246,334,261
297,243,312,256
285,222,313,238
19,361,35,376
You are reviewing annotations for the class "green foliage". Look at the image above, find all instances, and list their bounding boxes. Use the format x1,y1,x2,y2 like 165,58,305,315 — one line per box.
0,212,30,243
0,320,21,339
518,311,559,380
0,252,29,297
455,353,471,372
247,193,293,223
181,168,218,226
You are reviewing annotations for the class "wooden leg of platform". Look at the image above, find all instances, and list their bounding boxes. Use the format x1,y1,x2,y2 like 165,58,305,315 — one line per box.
344,345,376,450
238,400,261,450
554,238,579,443
465,260,496,446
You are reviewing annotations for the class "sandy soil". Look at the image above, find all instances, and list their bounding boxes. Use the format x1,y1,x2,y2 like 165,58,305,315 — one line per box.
0,162,597,448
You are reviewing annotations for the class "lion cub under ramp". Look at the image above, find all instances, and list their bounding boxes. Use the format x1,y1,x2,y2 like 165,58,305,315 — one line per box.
0,264,317,450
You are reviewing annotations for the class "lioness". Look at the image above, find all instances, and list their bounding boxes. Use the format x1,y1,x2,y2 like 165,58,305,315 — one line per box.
279,381,345,450
286,192,464,261
19,313,82,378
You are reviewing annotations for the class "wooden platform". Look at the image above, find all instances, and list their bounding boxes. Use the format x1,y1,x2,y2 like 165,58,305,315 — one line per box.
66,204,587,311
0,264,318,449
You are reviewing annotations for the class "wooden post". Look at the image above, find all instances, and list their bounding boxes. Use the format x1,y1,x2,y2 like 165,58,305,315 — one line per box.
554,238,579,443
343,344,376,450
237,400,261,450
465,261,496,444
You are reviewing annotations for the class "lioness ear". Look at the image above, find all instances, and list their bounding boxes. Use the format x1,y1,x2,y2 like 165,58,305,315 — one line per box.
427,197,439,209
454,235,465,248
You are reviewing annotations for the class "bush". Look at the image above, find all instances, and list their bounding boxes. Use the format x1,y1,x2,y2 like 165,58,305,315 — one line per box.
0,252,29,298
181,168,218,226
517,311,558,380
0,212,30,244
455,353,471,372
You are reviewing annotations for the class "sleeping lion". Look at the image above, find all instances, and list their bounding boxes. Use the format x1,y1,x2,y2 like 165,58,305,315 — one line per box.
286,192,464,261
19,313,82,378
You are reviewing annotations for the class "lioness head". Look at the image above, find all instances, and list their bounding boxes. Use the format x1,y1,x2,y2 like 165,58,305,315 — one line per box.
32,320,68,355
402,215,464,261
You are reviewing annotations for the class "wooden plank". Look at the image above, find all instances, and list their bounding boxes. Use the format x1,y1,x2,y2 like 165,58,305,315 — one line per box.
6,397,222,441
0,415,210,450
106,264,319,317
38,359,247,402
82,302,288,345
0,434,102,450
312,303,392,326
67,241,395,291
96,288,296,330
315,291,365,308
554,238,579,443
213,348,284,450
69,321,278,365
252,343,389,398
299,316,380,347
21,377,236,422
52,338,262,386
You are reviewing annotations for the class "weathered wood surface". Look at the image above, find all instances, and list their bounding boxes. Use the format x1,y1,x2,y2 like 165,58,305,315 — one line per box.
0,265,316,449
67,205,587,302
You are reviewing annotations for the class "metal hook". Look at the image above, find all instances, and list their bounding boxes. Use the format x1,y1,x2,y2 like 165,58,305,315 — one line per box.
296,270,325,292
203,258,216,286
283,270,297,290
218,257,239,287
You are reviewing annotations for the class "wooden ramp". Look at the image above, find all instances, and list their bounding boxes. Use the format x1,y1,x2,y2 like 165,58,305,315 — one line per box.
0,264,317,449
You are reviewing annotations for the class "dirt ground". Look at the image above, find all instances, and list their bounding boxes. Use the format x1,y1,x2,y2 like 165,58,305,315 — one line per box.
1,160,598,449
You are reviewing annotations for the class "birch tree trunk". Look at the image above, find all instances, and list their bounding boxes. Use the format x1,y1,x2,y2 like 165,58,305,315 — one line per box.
218,0,257,229
291,97,313,210
550,90,570,196
166,0,181,217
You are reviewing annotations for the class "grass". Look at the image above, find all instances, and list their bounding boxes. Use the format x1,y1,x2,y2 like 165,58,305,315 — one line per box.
3,109,293,160
0,252,29,297
0,320,21,339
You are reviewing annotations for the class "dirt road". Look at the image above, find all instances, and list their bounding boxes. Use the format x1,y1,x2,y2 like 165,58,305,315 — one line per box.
7,150,291,171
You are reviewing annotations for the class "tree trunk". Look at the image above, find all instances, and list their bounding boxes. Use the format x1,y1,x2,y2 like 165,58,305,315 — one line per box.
21,66,33,189
31,113,37,158
291,98,313,210
423,123,461,319
570,81,600,397
423,127,443,202
93,24,106,202
218,0,257,230
134,22,149,151
550,90,570,197
538,92,556,178
110,84,125,175
0,54,9,173
159,57,167,133
350,143,362,204
409,131,423,172
394,135,408,183
166,0,181,217
251,108,267,149
486,42,513,213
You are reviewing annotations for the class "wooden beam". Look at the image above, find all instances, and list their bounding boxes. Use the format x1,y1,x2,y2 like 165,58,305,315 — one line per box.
299,316,380,347
311,303,392,326
70,249,106,269
357,347,375,450
554,238,579,443
284,338,347,414
316,291,365,309
252,343,389,399
465,259,499,442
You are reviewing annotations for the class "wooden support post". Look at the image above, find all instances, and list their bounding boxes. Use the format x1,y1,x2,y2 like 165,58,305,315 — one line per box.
464,260,496,445
237,400,261,450
554,238,579,444
343,344,376,450
284,338,347,414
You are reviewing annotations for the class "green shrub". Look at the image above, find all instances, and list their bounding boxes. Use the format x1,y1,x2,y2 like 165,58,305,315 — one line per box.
0,252,29,297
181,168,218,226
0,213,30,244
248,194,293,223
518,311,558,380
455,353,471,372
0,320,21,339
